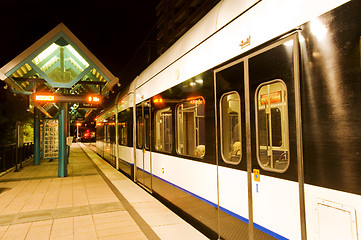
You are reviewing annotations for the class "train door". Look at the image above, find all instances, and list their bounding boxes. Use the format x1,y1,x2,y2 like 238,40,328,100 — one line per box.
215,62,251,239
136,100,152,190
215,33,304,240
247,34,304,239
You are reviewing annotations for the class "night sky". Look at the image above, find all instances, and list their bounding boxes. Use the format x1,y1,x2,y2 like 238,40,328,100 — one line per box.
0,0,160,92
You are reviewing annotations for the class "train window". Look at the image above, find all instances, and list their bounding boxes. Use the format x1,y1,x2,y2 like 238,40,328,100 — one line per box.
220,92,241,164
136,101,151,149
108,117,116,144
144,102,151,150
255,80,289,172
118,108,132,147
155,107,173,153
119,121,128,145
176,97,205,158
136,115,143,148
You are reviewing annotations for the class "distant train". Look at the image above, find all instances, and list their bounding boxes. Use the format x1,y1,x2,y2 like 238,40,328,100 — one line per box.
95,0,361,239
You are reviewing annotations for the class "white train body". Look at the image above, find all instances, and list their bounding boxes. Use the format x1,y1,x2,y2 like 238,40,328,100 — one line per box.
96,0,361,239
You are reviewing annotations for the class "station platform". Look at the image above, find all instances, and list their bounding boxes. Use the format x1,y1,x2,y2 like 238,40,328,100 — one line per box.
0,143,208,240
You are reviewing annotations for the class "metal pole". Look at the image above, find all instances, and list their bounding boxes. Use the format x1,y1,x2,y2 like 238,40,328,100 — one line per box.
14,121,20,172
19,122,23,170
33,108,41,165
58,103,68,177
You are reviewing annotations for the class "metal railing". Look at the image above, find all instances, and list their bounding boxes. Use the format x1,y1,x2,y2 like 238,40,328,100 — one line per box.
0,142,34,173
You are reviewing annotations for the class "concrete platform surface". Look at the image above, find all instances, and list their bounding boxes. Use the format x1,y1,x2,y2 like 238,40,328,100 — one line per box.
0,143,208,240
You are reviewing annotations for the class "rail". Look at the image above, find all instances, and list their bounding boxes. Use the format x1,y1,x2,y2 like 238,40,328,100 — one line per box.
0,142,34,173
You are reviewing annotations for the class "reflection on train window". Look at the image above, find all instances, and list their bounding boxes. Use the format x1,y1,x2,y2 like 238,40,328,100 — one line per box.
107,116,115,144
136,115,143,148
119,121,127,145
118,108,132,147
144,103,151,150
176,98,205,158
220,92,241,164
155,107,173,153
136,101,151,150
256,80,289,172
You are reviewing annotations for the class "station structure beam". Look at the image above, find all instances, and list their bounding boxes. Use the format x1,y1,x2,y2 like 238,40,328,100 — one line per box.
0,23,119,177
33,108,41,165
58,103,68,177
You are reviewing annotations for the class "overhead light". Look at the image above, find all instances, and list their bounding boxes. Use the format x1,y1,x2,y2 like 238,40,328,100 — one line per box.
310,19,328,40
195,79,203,84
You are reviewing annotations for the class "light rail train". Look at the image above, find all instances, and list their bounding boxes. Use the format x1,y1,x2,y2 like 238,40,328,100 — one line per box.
96,0,361,239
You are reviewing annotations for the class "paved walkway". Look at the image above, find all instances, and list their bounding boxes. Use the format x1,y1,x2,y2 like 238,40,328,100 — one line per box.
0,143,207,240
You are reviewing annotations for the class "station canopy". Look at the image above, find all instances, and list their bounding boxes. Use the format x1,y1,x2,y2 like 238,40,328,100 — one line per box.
0,23,119,121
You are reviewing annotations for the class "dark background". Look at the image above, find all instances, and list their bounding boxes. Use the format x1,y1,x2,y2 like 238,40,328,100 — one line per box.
0,0,161,144
0,0,160,92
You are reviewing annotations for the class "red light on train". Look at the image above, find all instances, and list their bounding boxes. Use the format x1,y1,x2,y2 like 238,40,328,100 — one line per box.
153,98,163,104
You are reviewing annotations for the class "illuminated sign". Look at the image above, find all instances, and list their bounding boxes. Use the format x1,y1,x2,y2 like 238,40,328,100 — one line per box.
35,94,55,102
260,91,281,105
88,96,100,103
190,99,203,105
187,96,205,105
33,94,102,104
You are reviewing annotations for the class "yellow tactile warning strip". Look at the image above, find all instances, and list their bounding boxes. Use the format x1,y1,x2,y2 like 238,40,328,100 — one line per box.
79,144,161,240
79,143,209,240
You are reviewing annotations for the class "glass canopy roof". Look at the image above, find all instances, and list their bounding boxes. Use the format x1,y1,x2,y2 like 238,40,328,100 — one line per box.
32,38,89,84
0,23,119,119
25,35,96,88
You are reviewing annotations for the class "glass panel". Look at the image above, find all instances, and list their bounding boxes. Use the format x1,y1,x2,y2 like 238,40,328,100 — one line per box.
108,117,115,144
32,37,89,84
155,107,173,152
176,98,205,158
136,104,143,148
220,92,241,164
137,115,143,148
144,101,151,150
118,108,132,147
119,121,128,146
256,81,289,172
10,63,33,78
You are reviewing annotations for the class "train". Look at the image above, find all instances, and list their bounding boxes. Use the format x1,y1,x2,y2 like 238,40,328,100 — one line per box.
95,0,361,239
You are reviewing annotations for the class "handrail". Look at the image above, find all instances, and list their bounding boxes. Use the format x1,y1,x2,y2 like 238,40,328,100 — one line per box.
0,142,34,173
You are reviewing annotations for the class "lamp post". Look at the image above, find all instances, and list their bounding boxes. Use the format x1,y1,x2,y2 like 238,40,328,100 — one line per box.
76,122,81,141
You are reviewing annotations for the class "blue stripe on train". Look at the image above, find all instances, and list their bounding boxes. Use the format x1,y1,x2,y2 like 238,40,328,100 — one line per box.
140,170,289,240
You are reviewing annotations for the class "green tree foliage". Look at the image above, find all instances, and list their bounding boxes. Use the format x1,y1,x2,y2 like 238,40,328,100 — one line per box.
0,83,33,145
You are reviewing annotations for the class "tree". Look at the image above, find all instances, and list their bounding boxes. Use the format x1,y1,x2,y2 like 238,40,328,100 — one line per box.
0,82,33,145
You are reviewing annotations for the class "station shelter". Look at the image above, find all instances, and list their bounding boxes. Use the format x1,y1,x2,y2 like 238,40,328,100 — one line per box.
0,23,118,177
